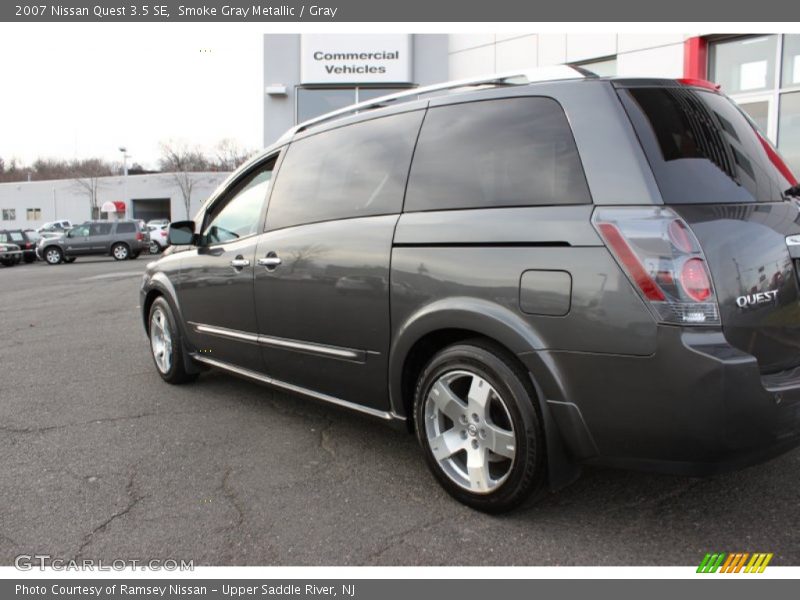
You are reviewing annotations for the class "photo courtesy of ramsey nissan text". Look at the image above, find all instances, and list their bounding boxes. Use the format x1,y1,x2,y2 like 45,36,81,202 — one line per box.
1,0,800,597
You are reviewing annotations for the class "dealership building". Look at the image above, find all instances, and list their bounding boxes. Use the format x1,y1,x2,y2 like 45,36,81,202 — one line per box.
2,33,798,232
263,33,800,177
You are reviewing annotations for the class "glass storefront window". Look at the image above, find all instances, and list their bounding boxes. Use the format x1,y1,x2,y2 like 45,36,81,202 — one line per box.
709,35,778,94
778,92,800,177
739,100,770,134
296,88,355,123
577,58,617,77
357,88,408,102
782,34,800,88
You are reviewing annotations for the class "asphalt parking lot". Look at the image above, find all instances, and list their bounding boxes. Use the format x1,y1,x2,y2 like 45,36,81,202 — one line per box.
1,256,799,566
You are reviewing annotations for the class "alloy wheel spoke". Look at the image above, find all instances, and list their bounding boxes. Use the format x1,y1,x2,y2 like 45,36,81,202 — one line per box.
485,423,516,459
429,428,466,461
466,446,491,492
466,375,492,417
429,379,467,422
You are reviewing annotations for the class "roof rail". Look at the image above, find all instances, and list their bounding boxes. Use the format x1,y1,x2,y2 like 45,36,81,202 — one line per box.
276,65,590,144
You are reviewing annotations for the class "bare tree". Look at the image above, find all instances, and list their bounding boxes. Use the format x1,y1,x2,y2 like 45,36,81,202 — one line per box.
72,159,113,218
214,138,254,171
159,140,213,218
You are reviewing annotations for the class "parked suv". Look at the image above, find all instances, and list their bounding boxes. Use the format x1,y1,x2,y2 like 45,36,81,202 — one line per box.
140,69,800,512
39,219,147,264
0,229,38,263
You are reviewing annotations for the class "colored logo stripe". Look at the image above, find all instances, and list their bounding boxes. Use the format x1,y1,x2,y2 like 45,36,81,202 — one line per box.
697,552,773,573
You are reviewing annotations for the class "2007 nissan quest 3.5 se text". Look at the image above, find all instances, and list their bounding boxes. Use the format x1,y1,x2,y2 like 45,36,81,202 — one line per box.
140,67,800,512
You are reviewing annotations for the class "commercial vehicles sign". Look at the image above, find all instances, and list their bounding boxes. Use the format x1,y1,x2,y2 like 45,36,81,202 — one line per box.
300,34,412,84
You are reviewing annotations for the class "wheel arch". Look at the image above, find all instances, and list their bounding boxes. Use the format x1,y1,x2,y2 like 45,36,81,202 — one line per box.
142,273,203,375
388,297,582,491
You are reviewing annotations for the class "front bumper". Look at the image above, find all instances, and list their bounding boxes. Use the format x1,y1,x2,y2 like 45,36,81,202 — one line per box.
0,249,22,260
519,326,800,476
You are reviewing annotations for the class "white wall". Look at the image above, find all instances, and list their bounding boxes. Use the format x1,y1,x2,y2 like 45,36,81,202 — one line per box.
448,33,691,79
0,172,229,230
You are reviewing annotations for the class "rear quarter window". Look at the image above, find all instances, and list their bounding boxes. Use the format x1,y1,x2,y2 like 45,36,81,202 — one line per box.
116,222,136,234
617,86,786,204
404,97,592,212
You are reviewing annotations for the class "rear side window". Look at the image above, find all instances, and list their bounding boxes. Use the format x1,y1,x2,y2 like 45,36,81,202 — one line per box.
90,223,112,235
116,222,135,234
618,86,786,203
404,97,591,212
265,110,424,231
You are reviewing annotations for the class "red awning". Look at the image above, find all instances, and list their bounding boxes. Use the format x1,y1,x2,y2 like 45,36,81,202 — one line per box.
113,201,126,212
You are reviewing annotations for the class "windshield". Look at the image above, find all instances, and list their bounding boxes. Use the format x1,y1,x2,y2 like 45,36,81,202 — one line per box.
617,85,793,204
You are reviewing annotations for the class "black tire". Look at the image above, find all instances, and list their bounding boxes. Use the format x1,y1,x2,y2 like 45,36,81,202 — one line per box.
111,243,130,261
64,257,76,263
413,339,546,513
147,296,198,385
24,255,35,264
1,259,13,267
43,246,63,265
149,241,161,255
130,251,140,259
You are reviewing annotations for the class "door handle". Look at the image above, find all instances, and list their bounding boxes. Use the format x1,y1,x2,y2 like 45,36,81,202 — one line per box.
230,257,250,269
257,253,282,269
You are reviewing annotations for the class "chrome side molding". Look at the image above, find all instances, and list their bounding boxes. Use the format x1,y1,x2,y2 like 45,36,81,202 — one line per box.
189,322,365,362
191,354,404,423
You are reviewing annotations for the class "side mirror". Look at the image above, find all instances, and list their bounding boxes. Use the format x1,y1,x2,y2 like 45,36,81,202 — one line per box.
168,221,197,246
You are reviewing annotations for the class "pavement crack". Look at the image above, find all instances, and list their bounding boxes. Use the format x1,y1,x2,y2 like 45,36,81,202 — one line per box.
320,419,336,458
367,516,446,563
73,467,146,560
0,408,224,436
219,468,246,528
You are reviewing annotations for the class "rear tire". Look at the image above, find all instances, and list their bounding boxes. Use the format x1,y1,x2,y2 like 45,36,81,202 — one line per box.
44,246,63,265
148,296,198,385
413,339,546,513
112,243,129,261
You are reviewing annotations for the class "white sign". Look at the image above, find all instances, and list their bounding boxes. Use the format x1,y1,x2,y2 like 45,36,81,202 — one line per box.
300,34,412,84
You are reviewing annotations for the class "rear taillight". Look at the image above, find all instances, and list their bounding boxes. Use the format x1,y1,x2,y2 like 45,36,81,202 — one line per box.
593,207,719,325
136,232,144,241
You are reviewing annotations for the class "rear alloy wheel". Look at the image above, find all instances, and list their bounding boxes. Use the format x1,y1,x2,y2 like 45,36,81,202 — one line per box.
148,297,198,384
44,247,63,265
414,340,546,513
112,243,129,261
149,241,161,254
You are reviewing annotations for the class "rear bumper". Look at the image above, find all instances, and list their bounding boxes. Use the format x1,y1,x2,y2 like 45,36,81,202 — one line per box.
519,327,800,476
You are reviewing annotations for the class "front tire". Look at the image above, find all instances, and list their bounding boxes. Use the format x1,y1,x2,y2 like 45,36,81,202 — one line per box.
414,340,546,513
44,246,63,265
112,243,130,261
148,297,198,384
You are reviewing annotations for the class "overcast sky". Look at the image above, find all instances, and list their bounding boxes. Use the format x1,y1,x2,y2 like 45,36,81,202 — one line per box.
0,25,263,170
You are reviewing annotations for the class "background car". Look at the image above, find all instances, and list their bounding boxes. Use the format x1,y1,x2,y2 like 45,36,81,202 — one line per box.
0,229,38,263
37,220,73,233
37,219,148,264
146,223,170,254
0,241,22,266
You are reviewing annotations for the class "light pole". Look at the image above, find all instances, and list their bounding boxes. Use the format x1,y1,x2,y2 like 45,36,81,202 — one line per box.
119,146,130,220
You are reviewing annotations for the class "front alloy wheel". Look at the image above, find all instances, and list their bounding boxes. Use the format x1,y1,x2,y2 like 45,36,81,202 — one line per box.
45,247,63,265
147,297,198,384
150,307,173,374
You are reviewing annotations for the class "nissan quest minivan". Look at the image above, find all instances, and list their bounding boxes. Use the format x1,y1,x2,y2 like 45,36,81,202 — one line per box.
140,67,800,512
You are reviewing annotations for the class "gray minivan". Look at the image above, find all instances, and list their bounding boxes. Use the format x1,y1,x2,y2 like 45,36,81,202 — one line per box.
140,68,800,512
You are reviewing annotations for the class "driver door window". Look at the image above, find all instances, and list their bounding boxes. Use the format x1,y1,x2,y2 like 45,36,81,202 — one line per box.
202,159,276,245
